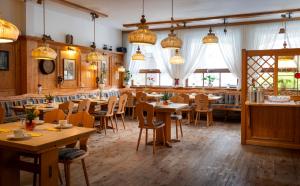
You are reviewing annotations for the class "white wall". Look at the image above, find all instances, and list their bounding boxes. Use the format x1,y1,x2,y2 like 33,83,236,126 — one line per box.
0,0,26,34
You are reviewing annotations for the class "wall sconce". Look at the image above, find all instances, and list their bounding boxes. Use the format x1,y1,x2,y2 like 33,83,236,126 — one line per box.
57,75,64,85
90,62,97,71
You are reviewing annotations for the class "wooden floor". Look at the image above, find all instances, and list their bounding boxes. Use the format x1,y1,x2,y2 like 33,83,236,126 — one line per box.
21,118,300,186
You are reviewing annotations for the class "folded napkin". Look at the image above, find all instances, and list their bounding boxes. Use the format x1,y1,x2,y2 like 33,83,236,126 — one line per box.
28,132,43,137
0,128,11,133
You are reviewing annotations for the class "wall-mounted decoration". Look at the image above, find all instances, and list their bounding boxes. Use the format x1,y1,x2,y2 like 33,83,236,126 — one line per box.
39,59,55,74
65,34,73,45
0,50,9,71
63,59,76,80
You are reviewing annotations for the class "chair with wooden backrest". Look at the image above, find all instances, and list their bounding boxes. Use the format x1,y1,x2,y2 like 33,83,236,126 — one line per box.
135,92,147,104
194,94,213,127
170,95,184,140
0,107,4,124
77,99,91,112
93,96,117,135
125,92,136,119
58,111,95,186
180,93,194,124
44,109,66,123
114,94,128,131
136,102,165,154
59,101,74,119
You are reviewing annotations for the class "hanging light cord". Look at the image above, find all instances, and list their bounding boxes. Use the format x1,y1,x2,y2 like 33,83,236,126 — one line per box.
43,0,46,36
142,0,144,16
93,15,96,44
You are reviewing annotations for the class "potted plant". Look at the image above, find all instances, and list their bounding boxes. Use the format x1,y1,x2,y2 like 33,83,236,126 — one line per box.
161,92,170,105
124,70,132,88
203,75,216,87
45,93,54,103
25,108,40,131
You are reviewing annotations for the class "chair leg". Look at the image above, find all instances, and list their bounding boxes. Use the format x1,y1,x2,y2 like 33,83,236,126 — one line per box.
145,129,148,145
58,164,63,185
114,115,118,132
179,120,183,137
136,128,143,151
187,112,190,124
175,120,179,140
103,117,107,135
206,112,210,127
33,157,38,186
81,159,90,186
121,113,126,129
194,112,198,126
153,129,156,155
110,117,115,133
210,112,214,125
64,163,71,186
162,127,166,146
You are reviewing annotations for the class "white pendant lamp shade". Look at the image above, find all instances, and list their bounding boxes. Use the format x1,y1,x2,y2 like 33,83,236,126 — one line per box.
170,49,184,64
0,18,20,43
203,27,218,44
32,44,57,60
132,46,145,61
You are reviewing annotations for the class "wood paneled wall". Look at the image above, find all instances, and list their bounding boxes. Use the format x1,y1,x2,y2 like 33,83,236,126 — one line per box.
0,36,124,96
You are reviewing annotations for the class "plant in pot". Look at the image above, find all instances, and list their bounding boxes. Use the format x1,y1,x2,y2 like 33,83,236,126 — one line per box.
25,108,40,131
45,93,54,103
124,70,132,88
161,92,170,105
203,75,216,87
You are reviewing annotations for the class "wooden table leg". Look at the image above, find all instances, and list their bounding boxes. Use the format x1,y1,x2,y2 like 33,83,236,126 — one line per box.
0,149,20,186
39,148,58,186
156,112,172,148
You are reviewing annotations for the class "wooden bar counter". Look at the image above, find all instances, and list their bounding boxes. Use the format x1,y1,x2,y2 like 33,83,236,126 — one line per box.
242,101,300,149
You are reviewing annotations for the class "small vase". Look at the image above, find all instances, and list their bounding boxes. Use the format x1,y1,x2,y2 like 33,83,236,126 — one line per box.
26,120,36,131
163,100,168,105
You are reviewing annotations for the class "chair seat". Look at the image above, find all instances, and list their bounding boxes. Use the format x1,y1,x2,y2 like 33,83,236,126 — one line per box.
59,148,86,161
181,106,193,111
195,108,213,112
93,110,107,116
144,119,165,127
171,114,183,120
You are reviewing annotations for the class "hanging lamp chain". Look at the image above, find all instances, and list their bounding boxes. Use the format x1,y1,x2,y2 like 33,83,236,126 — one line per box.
140,0,146,24
41,0,52,42
170,0,175,33
90,12,99,49
223,18,227,34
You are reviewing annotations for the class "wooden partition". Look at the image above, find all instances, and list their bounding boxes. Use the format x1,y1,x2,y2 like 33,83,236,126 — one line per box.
0,36,124,96
241,48,300,149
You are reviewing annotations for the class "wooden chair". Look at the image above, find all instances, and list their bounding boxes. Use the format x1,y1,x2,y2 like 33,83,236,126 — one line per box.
125,92,136,119
194,94,213,127
170,95,184,140
59,101,75,119
0,107,4,124
77,99,91,112
58,111,95,186
136,92,147,104
44,109,66,123
180,93,194,124
93,96,117,135
136,102,165,154
114,94,128,131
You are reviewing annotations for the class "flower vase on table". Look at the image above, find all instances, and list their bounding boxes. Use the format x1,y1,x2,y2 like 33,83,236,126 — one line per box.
25,109,40,131
162,92,170,105
26,120,36,131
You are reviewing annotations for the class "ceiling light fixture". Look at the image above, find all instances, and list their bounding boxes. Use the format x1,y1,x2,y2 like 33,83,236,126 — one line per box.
170,49,184,64
161,0,182,49
87,12,104,64
0,18,20,43
128,0,157,45
202,26,218,44
32,0,57,60
132,46,145,61
279,13,294,61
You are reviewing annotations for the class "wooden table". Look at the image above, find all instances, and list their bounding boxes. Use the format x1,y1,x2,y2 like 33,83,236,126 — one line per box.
189,95,222,102
0,122,95,186
72,99,108,105
12,103,59,113
151,103,188,147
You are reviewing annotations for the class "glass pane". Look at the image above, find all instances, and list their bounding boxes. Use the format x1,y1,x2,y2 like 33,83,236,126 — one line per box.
221,73,238,88
188,73,203,87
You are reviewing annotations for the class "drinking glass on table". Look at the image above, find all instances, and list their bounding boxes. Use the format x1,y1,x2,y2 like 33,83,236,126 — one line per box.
19,117,26,129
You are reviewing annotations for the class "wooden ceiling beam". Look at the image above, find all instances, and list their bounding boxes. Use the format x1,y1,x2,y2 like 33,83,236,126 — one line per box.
123,8,300,28
123,17,300,32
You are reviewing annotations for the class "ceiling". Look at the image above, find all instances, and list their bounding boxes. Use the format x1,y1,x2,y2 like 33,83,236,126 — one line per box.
66,0,300,30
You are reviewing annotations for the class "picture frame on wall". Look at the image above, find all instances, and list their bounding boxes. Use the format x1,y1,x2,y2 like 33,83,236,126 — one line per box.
63,59,76,80
0,50,9,71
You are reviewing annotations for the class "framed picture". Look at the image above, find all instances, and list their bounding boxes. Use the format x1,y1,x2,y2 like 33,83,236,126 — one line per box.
0,51,9,71
63,59,76,80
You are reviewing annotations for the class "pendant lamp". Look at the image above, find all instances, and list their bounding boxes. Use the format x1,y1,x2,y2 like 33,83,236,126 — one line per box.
278,14,294,62
32,0,57,60
128,0,157,45
202,27,218,44
170,49,184,64
87,13,104,64
132,46,145,61
0,18,20,43
161,0,182,49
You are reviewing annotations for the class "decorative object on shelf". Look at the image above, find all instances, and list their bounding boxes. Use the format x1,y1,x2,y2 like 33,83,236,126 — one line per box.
132,46,145,61
295,72,300,79
103,44,108,50
25,109,40,131
37,84,42,94
116,47,127,53
65,34,73,45
109,46,112,51
128,0,157,45
87,12,104,64
161,0,182,49
170,49,184,64
39,59,55,74
45,93,54,103
63,59,76,80
123,69,132,88
31,0,57,60
0,50,9,70
162,92,170,105
57,75,64,85
0,18,20,43
203,75,216,87
278,13,294,61
147,76,155,86
174,78,179,86
202,26,218,44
